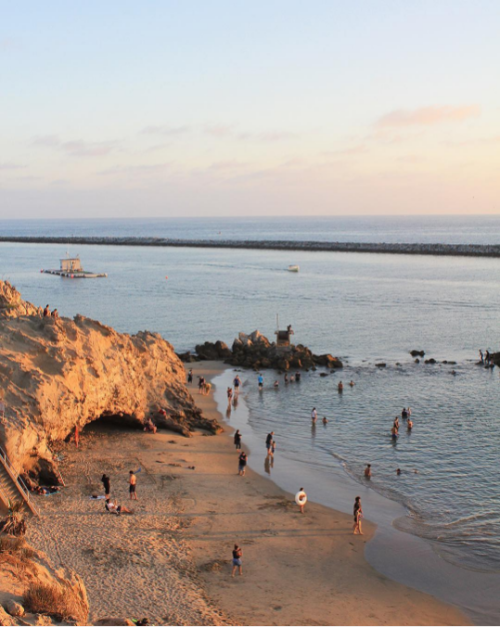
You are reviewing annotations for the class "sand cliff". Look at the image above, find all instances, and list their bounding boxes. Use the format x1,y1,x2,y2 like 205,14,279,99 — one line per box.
0,281,220,478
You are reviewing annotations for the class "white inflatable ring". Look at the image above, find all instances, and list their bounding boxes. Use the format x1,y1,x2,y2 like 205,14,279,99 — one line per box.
295,491,307,506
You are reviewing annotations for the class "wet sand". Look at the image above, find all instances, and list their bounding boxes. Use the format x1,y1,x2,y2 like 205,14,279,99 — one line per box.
27,361,469,625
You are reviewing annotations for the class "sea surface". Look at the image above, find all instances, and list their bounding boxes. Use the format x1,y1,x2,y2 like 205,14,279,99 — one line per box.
1,216,500,578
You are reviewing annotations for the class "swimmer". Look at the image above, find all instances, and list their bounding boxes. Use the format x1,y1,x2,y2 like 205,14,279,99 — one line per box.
322,416,328,424
396,468,401,476
349,380,355,387
290,375,295,382
273,380,279,388
364,464,372,479
407,418,413,431
391,425,398,438
338,381,344,393
401,407,408,419
407,407,412,416
284,374,289,383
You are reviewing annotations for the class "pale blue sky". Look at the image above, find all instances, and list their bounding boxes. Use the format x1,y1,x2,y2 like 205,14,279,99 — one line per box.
1,1,499,217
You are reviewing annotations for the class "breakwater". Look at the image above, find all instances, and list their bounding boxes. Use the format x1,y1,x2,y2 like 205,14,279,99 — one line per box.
2,235,500,258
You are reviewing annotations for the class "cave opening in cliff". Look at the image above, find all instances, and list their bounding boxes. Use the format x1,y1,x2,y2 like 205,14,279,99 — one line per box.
83,411,144,432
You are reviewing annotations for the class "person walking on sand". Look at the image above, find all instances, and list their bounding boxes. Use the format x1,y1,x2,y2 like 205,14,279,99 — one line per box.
234,429,242,450
311,407,318,423
231,544,243,577
238,451,247,476
353,496,363,534
295,488,307,514
364,464,372,479
187,369,193,384
129,470,138,500
101,473,111,498
266,431,274,456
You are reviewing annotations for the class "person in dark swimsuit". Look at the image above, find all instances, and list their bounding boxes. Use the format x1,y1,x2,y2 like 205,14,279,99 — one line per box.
234,430,242,450
187,369,193,384
101,474,111,497
238,451,247,476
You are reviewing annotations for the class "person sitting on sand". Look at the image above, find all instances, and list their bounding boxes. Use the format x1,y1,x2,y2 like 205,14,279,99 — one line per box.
51,308,59,319
364,464,372,479
105,499,134,515
407,419,413,431
232,544,243,577
322,416,328,424
353,496,363,534
338,381,344,393
238,451,247,476
144,416,157,434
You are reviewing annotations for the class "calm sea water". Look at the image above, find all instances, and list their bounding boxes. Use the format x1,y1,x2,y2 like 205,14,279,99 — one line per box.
1,217,500,574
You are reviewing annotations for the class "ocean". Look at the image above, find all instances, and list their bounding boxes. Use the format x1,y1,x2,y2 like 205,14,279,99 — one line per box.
1,216,500,606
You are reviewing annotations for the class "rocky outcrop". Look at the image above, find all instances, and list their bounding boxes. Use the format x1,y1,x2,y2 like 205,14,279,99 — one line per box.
182,331,343,371
0,282,220,477
410,349,425,357
0,281,41,318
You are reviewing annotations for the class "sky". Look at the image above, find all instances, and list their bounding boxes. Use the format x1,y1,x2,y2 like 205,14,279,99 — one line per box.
1,0,499,218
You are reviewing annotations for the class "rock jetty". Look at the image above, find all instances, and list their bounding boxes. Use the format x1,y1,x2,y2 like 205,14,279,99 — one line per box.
3,235,500,258
179,331,343,371
0,281,220,479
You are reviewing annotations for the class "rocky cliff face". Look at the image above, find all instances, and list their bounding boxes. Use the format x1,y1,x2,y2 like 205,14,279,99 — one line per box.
0,281,41,318
0,282,220,477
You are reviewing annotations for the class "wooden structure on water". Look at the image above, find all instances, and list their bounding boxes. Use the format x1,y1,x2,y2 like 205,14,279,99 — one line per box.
275,323,294,347
41,255,107,279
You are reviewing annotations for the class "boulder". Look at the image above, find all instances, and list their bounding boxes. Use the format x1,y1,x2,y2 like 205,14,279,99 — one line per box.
5,600,24,617
375,363,386,368
410,350,425,357
95,619,135,626
424,358,437,364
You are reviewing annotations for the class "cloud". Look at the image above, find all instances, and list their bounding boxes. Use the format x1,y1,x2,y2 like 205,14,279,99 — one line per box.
32,135,118,157
376,105,480,127
141,125,190,137
204,124,234,138
0,162,25,170
98,164,170,176
323,145,367,157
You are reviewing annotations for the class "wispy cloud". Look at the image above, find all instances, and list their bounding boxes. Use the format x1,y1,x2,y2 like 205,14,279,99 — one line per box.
204,124,234,138
141,125,190,137
323,145,367,157
376,105,480,127
32,135,119,157
0,162,25,170
98,163,170,176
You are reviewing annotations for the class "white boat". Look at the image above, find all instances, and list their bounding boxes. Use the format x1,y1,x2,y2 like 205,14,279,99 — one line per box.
287,265,300,273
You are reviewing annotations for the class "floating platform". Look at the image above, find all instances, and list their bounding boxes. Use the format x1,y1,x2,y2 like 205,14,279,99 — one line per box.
41,269,107,278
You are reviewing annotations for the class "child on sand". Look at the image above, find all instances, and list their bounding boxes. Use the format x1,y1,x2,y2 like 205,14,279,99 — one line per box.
295,488,307,514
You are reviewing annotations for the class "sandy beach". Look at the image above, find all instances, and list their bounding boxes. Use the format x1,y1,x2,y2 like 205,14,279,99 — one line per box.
27,361,469,626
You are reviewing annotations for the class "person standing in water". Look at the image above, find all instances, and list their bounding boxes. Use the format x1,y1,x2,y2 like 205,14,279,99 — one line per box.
258,374,264,390
353,496,363,534
338,381,344,393
266,431,274,456
364,464,372,479
311,407,318,423
233,375,241,394
407,418,413,431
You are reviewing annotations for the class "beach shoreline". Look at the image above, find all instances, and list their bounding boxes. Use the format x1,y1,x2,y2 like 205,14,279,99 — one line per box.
25,360,469,626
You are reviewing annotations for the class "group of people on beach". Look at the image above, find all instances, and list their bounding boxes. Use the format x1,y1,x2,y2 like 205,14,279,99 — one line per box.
479,349,494,367
100,469,138,515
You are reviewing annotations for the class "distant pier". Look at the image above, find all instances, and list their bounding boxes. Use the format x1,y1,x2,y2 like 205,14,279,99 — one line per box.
2,236,500,258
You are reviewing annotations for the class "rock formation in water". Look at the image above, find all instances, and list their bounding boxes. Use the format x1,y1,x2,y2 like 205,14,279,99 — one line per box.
0,281,220,478
180,330,343,371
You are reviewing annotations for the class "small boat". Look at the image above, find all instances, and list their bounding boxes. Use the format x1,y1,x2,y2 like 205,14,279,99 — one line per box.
41,255,107,279
287,265,300,273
